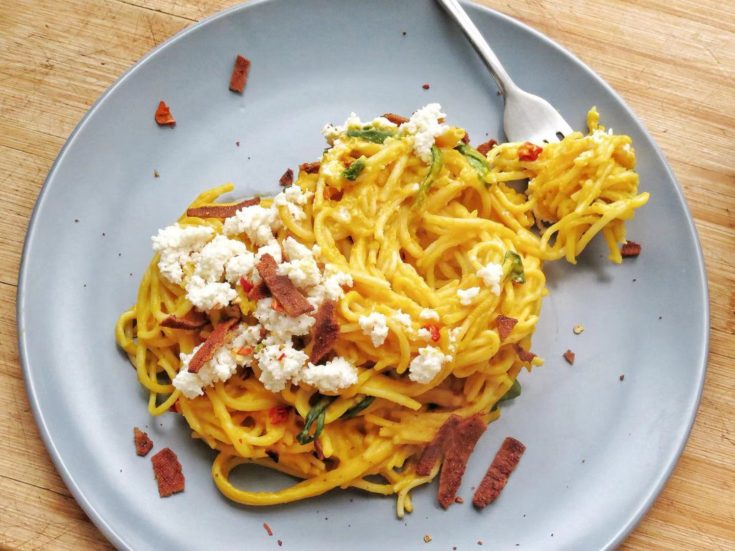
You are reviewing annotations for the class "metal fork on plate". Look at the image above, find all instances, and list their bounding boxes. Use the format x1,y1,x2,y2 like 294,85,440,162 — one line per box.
436,0,573,144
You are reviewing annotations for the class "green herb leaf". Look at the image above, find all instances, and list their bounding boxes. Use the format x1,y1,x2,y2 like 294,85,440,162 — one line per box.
415,146,443,205
455,143,490,178
491,379,522,411
296,396,335,444
504,250,526,284
342,158,366,181
341,396,375,419
346,127,395,144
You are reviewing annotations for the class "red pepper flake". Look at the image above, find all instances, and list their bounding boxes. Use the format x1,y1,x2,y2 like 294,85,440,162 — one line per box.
476,139,498,155
239,277,254,293
299,161,321,174
188,318,238,373
518,141,542,161
422,83,430,90
154,100,175,127
495,315,518,341
229,54,251,93
461,132,470,144
133,427,153,457
382,112,409,125
563,349,575,365
269,406,290,425
151,448,185,497
423,323,441,342
279,168,294,187
263,522,273,536
514,345,536,363
277,352,286,361
472,437,526,509
621,240,642,257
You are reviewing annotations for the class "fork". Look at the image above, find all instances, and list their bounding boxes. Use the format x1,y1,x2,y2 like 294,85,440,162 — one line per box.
436,0,573,144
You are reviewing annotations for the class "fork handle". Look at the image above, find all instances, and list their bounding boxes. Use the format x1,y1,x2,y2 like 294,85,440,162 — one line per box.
435,0,518,97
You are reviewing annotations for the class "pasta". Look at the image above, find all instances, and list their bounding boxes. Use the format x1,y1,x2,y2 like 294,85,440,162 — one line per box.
116,104,648,515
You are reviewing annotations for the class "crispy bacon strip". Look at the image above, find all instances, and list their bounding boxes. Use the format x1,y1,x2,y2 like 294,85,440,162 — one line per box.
476,139,497,155
563,349,575,365
188,318,238,373
151,448,185,497
186,197,259,219
472,437,526,509
279,168,294,187
133,427,153,457
160,310,208,330
382,112,409,125
309,300,340,364
257,254,314,317
495,315,518,341
437,414,487,508
515,345,536,363
621,240,642,257
461,132,471,144
229,54,251,93
155,100,175,126
416,415,461,476
247,281,270,301
299,161,321,174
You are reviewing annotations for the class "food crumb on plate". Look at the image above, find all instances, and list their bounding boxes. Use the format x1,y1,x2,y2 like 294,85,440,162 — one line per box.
423,534,432,543
619,374,625,381
263,522,273,536
153,169,160,178
573,324,584,335
422,83,430,90
563,349,575,365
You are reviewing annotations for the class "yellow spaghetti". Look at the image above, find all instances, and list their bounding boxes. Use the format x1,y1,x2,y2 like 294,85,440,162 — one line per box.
116,105,648,515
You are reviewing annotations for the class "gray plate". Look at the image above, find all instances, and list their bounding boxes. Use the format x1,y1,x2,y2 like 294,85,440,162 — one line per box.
17,0,708,549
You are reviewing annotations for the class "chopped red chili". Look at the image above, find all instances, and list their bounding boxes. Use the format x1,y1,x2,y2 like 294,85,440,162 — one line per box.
423,324,441,342
477,139,498,156
239,277,254,293
382,113,409,125
518,142,542,161
269,406,290,425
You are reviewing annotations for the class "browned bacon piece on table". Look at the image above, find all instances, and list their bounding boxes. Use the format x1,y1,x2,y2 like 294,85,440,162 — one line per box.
472,437,526,509
151,448,185,497
188,318,238,373
133,427,153,457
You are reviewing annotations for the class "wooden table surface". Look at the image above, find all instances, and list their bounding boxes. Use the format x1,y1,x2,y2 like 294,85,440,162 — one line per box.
1,0,733,549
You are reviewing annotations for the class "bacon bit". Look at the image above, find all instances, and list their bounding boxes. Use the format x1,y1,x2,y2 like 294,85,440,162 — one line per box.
299,161,321,174
438,415,487,508
455,496,464,504
279,168,294,187
476,139,498,156
248,281,270,301
324,456,340,471
237,346,253,356
263,522,273,537
422,83,430,90
472,437,526,509
188,318,238,373
278,540,283,547
265,450,280,463
229,54,251,93
313,438,325,460
133,427,153,457
382,112,409,125
154,100,175,127
563,349,575,365
160,310,208,330
621,240,642,257
495,315,517,341
239,277,254,293
514,345,536,363
619,374,625,381
416,415,461,476
518,141,543,161
422,323,441,342
170,401,180,414
257,254,314,317
461,132,471,144
309,300,340,364
323,186,343,201
151,448,185,497
269,406,290,425
186,197,259,218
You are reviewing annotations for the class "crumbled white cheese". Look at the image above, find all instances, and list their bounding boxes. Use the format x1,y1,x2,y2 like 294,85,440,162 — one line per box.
173,344,239,399
230,323,263,350
477,262,504,296
223,204,282,246
195,234,249,282
151,223,214,284
457,286,481,306
185,275,237,310
225,251,257,284
448,327,463,355
417,327,433,342
419,308,440,321
408,346,451,384
299,357,358,393
278,236,321,289
255,341,309,393
274,185,313,221
359,312,389,347
401,103,447,163
254,298,315,341
392,309,414,332
255,239,283,263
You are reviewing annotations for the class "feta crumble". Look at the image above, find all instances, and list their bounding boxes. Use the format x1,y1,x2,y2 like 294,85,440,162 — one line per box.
152,223,214,284
417,327,433,341
477,262,504,296
255,341,309,393
392,309,413,332
273,185,313,222
223,204,282,246
419,308,440,321
359,312,389,347
225,250,257,284
408,346,451,384
278,236,322,289
299,357,358,393
195,234,249,282
254,298,315,341
173,344,239,399
400,103,447,163
457,287,480,306
185,275,238,311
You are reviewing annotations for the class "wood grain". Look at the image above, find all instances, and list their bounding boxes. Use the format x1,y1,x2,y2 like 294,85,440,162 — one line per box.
1,0,733,549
